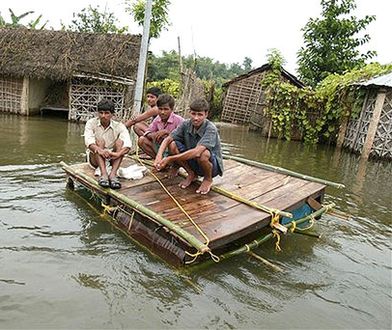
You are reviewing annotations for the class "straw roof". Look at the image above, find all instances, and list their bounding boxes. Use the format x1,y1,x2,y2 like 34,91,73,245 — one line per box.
0,28,141,80
222,64,305,88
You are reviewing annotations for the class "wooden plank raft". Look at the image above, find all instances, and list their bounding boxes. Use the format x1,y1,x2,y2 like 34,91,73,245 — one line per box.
61,156,327,266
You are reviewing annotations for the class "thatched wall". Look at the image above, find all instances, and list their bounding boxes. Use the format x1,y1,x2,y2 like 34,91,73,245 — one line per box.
0,77,25,114
221,71,266,124
0,28,141,80
221,64,304,125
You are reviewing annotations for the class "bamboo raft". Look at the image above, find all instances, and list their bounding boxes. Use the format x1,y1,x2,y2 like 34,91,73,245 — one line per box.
60,155,338,267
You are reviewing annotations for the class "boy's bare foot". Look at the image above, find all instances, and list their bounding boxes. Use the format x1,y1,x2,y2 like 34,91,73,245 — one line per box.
196,179,213,195
179,171,196,189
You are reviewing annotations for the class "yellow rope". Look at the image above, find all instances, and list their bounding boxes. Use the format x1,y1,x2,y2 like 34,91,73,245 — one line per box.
294,215,315,231
134,144,215,263
272,230,282,252
269,211,280,227
101,202,118,216
290,221,297,233
184,250,220,264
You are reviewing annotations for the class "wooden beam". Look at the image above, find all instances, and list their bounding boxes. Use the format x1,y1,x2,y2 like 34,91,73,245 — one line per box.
20,77,29,116
361,90,386,160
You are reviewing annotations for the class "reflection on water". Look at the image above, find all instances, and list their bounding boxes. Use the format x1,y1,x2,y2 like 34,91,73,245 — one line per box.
0,114,391,329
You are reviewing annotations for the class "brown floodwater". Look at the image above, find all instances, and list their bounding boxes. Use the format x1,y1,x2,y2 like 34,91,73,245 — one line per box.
0,113,391,329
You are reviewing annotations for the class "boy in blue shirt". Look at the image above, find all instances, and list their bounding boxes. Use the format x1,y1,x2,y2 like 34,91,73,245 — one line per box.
154,99,223,194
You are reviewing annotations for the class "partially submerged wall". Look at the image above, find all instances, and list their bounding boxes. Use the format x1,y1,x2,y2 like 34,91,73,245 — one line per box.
343,87,392,159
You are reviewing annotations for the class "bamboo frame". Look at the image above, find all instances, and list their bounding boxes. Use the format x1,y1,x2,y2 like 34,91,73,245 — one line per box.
60,161,210,254
186,203,335,270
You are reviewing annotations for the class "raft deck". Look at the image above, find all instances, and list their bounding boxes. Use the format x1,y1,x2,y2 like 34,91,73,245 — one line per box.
62,156,326,265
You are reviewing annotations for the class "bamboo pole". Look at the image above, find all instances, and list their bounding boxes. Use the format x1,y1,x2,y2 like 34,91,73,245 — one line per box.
292,229,321,238
185,203,335,271
223,154,345,189
211,185,292,218
248,251,283,272
60,162,210,254
328,209,352,221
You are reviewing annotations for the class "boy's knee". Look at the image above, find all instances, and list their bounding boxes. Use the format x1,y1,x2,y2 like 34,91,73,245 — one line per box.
113,139,124,151
199,149,211,161
168,141,179,154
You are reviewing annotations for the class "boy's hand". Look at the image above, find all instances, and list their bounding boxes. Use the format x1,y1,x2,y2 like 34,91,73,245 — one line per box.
97,148,111,159
108,151,121,160
154,130,168,143
156,158,169,171
154,154,163,169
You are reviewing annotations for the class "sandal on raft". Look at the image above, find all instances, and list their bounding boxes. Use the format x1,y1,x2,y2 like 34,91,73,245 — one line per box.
109,177,122,190
98,176,110,188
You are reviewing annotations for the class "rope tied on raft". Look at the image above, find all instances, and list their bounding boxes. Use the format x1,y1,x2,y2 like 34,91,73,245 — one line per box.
184,250,220,264
269,212,280,228
272,230,282,252
134,145,217,264
290,221,297,233
101,202,118,216
294,215,315,231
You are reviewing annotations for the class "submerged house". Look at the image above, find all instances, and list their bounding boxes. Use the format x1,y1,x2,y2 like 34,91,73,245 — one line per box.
0,28,141,121
220,64,304,133
339,72,392,160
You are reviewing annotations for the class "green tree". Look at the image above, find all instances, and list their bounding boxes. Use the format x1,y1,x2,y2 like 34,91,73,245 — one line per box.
0,8,47,29
147,50,250,86
129,0,171,39
63,5,127,33
242,57,253,71
297,0,376,87
147,50,181,81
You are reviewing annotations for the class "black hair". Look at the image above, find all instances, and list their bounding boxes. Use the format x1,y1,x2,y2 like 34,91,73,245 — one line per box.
189,98,209,112
97,99,115,113
157,94,175,109
146,87,162,98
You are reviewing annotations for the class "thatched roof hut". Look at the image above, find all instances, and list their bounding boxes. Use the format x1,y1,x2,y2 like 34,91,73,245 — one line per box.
0,28,141,120
0,28,141,80
221,64,304,129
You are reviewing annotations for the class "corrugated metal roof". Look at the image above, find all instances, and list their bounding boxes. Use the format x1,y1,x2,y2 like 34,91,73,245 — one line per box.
358,72,392,88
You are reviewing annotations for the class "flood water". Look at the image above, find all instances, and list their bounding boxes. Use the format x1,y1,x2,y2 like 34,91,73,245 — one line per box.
0,113,391,329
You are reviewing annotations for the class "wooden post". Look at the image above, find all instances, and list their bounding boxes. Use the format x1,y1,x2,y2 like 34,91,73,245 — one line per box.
177,36,183,74
361,90,386,160
20,77,29,115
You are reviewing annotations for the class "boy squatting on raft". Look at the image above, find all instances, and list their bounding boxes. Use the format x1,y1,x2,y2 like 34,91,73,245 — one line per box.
154,98,224,195
137,94,184,159
84,99,131,189
124,86,162,137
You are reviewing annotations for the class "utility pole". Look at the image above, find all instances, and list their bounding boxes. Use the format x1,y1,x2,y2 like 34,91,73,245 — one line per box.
133,0,153,115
